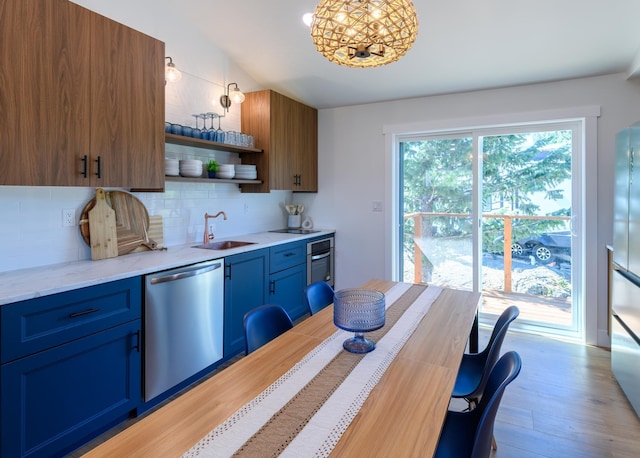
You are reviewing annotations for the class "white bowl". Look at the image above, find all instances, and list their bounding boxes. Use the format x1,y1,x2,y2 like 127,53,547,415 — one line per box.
235,174,257,180
180,170,202,177
179,159,202,167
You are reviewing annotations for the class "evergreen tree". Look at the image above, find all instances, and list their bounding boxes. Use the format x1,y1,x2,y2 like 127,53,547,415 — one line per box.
402,130,571,282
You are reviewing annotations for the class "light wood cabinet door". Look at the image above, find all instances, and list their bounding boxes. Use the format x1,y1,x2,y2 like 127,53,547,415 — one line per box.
0,0,164,189
296,102,318,191
0,0,91,186
90,13,165,189
241,90,318,193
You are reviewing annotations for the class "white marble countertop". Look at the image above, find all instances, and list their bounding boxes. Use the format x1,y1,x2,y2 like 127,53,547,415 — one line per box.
0,230,335,306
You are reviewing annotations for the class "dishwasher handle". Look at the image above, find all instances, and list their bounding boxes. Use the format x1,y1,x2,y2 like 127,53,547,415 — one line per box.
149,262,222,285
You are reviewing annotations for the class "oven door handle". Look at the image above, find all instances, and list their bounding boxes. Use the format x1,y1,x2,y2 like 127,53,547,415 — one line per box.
311,252,331,261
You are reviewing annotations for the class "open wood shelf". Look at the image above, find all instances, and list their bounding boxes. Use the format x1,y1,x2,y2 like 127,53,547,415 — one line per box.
165,133,263,154
165,176,261,185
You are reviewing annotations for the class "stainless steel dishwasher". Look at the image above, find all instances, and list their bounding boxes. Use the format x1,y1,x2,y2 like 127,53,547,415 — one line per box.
144,259,224,402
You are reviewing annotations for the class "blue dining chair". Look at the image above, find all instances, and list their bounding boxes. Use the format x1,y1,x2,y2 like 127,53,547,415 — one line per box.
243,304,294,355
304,281,334,315
435,351,522,458
452,305,520,409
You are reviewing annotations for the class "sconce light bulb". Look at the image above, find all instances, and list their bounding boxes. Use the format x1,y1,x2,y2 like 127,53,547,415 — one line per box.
165,62,182,83
230,87,245,104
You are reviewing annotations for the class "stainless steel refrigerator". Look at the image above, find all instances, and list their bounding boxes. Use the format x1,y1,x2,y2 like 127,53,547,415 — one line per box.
612,122,640,416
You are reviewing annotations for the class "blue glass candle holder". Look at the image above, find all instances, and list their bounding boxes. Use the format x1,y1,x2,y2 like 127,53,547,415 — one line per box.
334,289,386,353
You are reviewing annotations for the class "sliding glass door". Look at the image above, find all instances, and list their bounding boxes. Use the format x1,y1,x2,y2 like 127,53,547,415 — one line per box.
398,122,581,337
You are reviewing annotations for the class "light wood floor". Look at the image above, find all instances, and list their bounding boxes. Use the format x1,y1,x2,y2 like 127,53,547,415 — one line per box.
474,329,640,458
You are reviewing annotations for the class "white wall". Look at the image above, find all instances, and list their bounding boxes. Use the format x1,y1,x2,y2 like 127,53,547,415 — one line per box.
310,73,640,346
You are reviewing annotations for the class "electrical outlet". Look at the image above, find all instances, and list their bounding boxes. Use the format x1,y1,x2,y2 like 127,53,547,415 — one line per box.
372,201,383,212
62,209,75,227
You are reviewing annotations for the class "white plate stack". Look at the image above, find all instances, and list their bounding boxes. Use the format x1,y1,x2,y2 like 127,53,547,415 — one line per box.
234,164,257,180
165,158,179,176
179,159,203,177
217,164,235,179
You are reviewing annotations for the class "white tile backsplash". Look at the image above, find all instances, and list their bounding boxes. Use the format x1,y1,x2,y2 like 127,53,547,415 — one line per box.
0,182,293,274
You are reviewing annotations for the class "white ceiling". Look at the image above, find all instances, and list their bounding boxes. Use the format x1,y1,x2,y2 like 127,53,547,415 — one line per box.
172,0,640,109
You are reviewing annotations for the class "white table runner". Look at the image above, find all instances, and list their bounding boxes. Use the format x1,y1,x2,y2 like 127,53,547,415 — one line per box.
184,283,442,457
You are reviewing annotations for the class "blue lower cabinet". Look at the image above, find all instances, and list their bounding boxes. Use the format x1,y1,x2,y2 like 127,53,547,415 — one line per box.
223,249,270,358
269,263,308,322
0,277,142,458
1,319,141,457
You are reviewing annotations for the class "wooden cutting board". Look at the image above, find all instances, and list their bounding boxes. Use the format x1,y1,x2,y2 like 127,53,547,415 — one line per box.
80,191,158,256
88,188,118,260
132,215,163,252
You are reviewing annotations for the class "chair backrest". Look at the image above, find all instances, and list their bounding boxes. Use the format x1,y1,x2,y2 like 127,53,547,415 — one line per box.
471,351,522,458
243,304,294,355
483,305,520,357
469,305,519,399
304,281,334,315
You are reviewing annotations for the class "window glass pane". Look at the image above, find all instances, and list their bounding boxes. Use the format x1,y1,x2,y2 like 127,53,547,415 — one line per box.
400,136,473,289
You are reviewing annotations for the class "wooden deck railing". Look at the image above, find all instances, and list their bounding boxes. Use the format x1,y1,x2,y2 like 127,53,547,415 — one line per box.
404,212,570,293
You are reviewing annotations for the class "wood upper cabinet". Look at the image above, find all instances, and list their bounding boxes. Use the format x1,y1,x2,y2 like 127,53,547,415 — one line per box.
241,90,318,192
89,8,165,189
0,0,165,189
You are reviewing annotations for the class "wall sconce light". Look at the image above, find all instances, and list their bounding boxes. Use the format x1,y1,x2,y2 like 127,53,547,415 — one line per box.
165,56,182,83
219,83,245,112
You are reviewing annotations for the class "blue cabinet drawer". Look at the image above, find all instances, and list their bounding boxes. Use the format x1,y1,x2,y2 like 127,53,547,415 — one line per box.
1,277,141,363
270,241,306,273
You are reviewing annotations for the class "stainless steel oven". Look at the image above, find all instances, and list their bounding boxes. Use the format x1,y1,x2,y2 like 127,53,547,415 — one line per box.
307,236,334,287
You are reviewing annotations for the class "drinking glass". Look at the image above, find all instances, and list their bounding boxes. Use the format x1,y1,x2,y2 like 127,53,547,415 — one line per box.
207,113,217,142
215,116,224,143
192,114,202,139
200,113,209,140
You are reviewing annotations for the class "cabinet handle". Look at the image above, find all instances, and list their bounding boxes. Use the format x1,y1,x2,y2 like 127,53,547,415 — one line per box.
284,252,295,257
69,307,100,318
132,330,141,353
95,156,102,178
225,264,232,280
269,280,275,295
81,155,88,178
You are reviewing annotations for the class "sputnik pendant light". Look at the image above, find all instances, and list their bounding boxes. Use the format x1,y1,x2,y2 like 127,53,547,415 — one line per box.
310,0,418,68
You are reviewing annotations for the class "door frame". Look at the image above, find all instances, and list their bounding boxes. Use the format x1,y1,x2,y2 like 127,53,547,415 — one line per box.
383,106,601,344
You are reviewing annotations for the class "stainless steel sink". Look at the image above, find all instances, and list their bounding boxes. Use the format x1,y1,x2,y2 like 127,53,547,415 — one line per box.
193,241,257,250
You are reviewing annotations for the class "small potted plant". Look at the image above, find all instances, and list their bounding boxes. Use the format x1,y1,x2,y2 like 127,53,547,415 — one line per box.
206,159,219,178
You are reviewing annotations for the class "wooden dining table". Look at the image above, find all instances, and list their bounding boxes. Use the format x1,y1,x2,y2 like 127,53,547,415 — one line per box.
83,279,480,457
